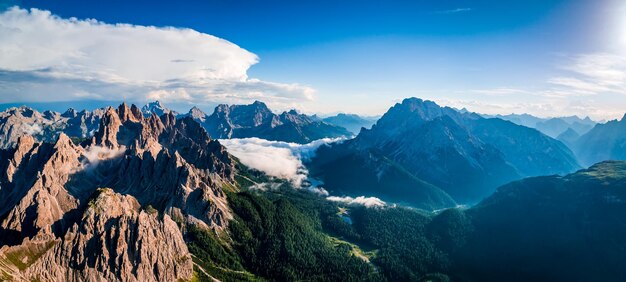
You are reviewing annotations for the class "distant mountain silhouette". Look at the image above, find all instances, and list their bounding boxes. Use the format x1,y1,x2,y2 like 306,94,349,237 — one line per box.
491,113,596,138
573,114,626,166
322,113,378,134
187,101,352,143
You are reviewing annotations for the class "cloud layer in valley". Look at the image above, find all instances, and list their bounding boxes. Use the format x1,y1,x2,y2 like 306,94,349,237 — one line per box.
218,137,341,187
0,7,314,110
326,196,386,207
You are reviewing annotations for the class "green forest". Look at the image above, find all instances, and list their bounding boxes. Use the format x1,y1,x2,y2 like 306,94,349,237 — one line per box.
187,161,626,282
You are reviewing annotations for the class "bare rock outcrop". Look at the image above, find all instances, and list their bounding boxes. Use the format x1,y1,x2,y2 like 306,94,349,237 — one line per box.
1,133,83,241
1,189,193,281
0,102,241,281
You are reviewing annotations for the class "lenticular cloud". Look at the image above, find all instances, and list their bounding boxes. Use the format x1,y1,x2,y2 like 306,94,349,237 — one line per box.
0,7,314,109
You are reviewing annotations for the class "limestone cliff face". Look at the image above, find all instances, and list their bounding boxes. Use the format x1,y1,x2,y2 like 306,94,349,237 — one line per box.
0,103,238,281
0,133,83,241
1,189,193,282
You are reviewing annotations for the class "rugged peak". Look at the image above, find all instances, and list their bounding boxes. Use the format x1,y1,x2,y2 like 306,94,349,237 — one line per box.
189,106,207,118
53,133,75,150
252,100,268,108
94,107,122,148
402,97,425,104
130,104,143,119
3,188,194,281
245,100,271,113
214,103,230,113
15,106,37,118
6,136,37,181
61,108,77,118
372,97,466,133
621,113,626,122
86,188,141,218
141,100,176,117
398,97,440,112
279,109,312,125
117,102,142,122
151,100,164,107
161,110,177,128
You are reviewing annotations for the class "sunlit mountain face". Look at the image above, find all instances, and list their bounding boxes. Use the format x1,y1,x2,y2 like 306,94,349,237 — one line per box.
1,1,626,281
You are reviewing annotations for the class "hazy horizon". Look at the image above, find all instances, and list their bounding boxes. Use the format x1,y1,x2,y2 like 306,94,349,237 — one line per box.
0,98,613,122
1,1,626,120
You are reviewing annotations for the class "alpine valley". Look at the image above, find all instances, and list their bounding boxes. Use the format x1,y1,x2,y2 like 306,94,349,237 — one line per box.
1,99,625,282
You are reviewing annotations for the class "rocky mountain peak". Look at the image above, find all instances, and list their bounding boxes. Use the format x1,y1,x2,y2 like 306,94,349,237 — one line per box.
0,188,193,281
117,102,143,123
93,107,122,148
141,100,177,117
15,106,37,118
189,106,207,118
251,100,269,109
0,105,105,149
53,132,75,150
0,102,239,280
280,109,312,124
61,108,77,118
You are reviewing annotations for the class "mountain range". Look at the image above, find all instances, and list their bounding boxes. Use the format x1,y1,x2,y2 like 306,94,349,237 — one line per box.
571,113,626,166
0,100,355,150
490,113,597,138
311,98,581,204
0,103,237,280
0,99,625,281
320,113,378,134
320,160,626,281
0,106,104,149
181,101,352,143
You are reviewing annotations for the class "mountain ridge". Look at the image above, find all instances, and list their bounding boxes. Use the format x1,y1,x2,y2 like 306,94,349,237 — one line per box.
0,102,240,281
311,97,581,203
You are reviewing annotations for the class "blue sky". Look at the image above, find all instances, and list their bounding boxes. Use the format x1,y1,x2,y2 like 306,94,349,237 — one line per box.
1,0,626,119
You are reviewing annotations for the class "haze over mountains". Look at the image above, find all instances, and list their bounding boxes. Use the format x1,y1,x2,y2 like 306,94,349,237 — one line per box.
184,101,352,144
0,98,625,281
2,98,625,207
572,114,626,166
484,113,597,138
320,113,378,134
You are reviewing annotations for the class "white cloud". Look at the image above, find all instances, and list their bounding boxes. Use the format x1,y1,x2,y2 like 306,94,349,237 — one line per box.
0,7,314,109
81,145,125,169
437,52,626,120
548,53,626,95
434,97,621,120
22,123,42,135
467,88,532,96
326,196,386,208
435,8,472,14
218,137,342,186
